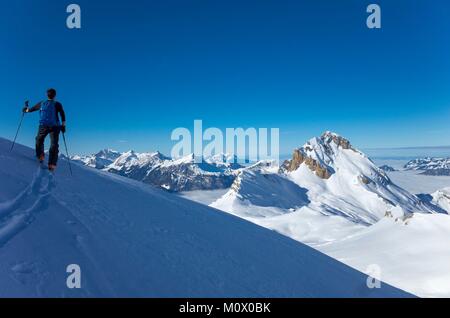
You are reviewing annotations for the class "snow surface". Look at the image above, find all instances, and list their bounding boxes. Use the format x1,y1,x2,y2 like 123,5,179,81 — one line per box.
0,137,411,297
321,214,450,298
178,189,229,205
214,165,310,218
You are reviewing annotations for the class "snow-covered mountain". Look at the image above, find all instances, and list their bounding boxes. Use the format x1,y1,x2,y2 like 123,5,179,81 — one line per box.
404,157,450,176
73,150,241,192
107,152,239,192
0,137,411,297
205,153,243,170
211,132,450,297
213,160,310,218
214,131,439,226
71,149,121,169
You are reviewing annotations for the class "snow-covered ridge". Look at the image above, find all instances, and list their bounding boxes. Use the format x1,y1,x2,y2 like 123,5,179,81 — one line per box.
213,160,309,218
404,157,450,176
72,151,243,192
71,149,121,169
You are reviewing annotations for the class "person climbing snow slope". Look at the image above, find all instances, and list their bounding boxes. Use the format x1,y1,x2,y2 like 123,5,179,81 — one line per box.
22,88,66,171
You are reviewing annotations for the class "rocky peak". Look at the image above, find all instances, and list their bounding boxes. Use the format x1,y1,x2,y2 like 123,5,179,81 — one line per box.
281,131,355,179
95,149,121,160
150,151,171,161
321,131,352,150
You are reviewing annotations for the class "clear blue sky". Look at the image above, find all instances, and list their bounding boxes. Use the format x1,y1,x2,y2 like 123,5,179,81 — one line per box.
1,0,449,155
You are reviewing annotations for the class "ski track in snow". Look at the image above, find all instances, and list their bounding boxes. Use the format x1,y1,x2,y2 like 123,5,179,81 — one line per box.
0,167,56,247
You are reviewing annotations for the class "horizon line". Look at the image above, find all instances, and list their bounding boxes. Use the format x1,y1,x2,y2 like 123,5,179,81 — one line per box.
362,145,450,151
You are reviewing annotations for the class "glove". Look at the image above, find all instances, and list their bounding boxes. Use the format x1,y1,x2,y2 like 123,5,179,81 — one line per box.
61,125,66,133
22,107,29,113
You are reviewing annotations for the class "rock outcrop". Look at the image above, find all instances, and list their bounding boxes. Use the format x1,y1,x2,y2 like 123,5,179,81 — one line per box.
281,131,354,179
358,175,371,185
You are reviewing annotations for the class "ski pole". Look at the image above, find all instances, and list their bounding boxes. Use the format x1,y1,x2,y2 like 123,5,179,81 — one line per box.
10,101,29,152
62,132,73,176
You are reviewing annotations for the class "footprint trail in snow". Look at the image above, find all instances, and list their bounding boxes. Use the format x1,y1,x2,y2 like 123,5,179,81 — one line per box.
0,167,56,247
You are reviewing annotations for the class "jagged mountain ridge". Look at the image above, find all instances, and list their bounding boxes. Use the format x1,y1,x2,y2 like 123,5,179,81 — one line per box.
72,151,242,192
71,149,121,169
404,157,450,176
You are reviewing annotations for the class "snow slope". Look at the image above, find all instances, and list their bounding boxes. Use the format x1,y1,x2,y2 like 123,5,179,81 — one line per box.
321,214,450,298
0,137,411,297
432,187,450,213
213,161,310,218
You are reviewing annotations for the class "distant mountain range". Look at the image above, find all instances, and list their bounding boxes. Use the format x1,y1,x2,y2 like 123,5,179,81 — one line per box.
404,157,450,176
71,145,450,195
71,150,242,192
